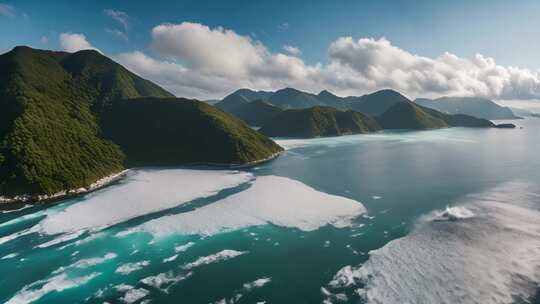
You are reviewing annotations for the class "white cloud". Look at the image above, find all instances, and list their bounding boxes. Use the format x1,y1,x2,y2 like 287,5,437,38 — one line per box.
110,22,540,100
104,9,130,31
0,3,15,18
59,33,101,53
327,37,540,99
283,45,301,56
40,36,48,44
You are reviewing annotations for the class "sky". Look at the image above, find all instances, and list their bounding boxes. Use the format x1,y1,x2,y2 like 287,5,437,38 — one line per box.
1,0,540,101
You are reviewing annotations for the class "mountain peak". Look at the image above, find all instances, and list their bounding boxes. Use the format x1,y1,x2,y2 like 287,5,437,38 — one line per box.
318,89,337,98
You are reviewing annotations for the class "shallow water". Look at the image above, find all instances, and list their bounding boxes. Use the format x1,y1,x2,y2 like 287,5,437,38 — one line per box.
1,118,539,304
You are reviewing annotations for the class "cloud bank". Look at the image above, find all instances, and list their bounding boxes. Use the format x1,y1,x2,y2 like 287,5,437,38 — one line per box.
82,21,540,100
59,33,101,53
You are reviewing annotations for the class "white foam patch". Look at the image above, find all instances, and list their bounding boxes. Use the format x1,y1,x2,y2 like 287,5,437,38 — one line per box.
131,176,366,237
114,284,133,292
175,242,195,252
325,181,540,304
34,169,253,235
243,277,271,291
116,260,150,275
0,225,39,245
183,250,247,270
1,252,18,259
52,253,117,274
121,287,149,304
431,205,475,221
0,204,32,214
162,254,178,263
59,232,106,250
6,272,100,304
35,230,86,249
141,271,192,292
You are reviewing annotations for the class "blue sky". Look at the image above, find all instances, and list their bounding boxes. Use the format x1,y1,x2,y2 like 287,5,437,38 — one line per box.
1,0,540,100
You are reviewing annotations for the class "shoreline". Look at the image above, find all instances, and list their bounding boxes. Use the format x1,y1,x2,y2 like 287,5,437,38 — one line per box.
0,170,130,210
0,151,282,209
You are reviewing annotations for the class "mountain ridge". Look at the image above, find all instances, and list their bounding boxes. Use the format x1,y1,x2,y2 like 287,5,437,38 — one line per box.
0,46,282,198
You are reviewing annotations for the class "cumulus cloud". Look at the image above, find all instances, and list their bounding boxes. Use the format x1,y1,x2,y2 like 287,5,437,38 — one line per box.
59,33,101,53
283,45,301,56
111,22,540,100
40,36,48,44
0,3,15,18
104,9,130,31
327,37,540,99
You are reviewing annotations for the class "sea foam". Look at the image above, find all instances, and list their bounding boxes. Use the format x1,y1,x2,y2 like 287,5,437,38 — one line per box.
129,176,366,237
33,169,253,235
6,272,101,304
182,250,247,270
324,181,540,304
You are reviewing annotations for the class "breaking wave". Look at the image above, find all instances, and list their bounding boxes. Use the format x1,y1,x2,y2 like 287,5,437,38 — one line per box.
324,181,540,304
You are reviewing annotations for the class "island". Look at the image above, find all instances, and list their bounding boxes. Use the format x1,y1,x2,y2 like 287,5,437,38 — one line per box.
0,46,282,203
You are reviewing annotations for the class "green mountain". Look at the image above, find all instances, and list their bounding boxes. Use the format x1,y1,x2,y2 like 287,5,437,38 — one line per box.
259,106,381,138
415,97,520,120
259,101,495,138
226,100,283,126
101,98,282,166
216,88,273,111
218,87,410,115
0,47,282,197
349,89,410,115
267,88,326,109
378,101,494,129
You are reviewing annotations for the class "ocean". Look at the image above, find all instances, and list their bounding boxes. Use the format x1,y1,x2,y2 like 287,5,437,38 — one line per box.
1,118,539,304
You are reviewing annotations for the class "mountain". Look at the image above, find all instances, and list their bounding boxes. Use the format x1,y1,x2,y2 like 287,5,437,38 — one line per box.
226,100,283,126
267,88,326,109
101,98,282,166
414,97,520,120
216,88,273,111
0,46,282,197
259,106,381,138
378,101,494,130
508,107,540,118
316,90,352,109
349,89,411,115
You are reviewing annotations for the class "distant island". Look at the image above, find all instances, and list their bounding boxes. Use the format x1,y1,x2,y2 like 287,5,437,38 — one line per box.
414,96,521,120
0,46,282,202
259,106,381,138
217,88,514,138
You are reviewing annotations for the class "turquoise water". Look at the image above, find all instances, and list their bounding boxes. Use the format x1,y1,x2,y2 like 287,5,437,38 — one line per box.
1,118,539,304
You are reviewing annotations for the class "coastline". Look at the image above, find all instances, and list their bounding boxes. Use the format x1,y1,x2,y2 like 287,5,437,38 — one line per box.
0,151,283,209
0,170,130,209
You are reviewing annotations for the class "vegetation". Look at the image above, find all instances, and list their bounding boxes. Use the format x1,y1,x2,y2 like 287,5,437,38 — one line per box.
0,47,282,196
259,106,381,138
101,98,283,166
377,102,449,129
216,88,272,111
415,96,520,120
378,102,495,129
227,100,283,126
259,101,496,138
350,89,411,115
